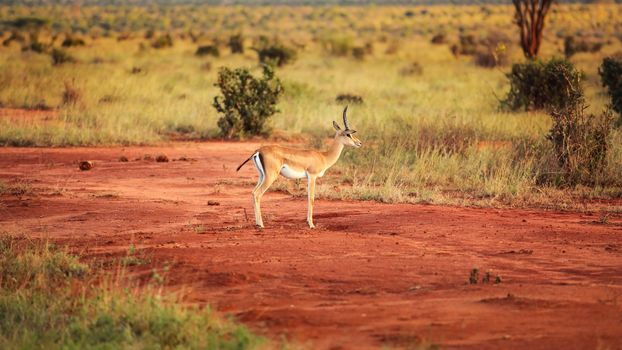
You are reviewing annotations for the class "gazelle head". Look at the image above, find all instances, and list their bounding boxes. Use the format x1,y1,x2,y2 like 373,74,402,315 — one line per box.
332,106,362,148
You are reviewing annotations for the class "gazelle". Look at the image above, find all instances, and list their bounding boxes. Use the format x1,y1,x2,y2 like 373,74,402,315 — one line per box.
236,106,362,228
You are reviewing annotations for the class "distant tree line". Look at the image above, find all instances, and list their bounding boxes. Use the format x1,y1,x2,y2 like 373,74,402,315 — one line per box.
0,0,619,6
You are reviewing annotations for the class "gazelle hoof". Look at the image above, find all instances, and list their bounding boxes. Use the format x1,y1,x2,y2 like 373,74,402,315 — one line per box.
308,223,316,229
256,224,264,229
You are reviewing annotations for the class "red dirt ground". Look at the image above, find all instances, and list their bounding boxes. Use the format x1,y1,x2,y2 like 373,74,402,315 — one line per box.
1,142,621,349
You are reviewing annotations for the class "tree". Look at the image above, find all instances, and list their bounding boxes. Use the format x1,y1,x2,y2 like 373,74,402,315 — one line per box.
512,0,554,59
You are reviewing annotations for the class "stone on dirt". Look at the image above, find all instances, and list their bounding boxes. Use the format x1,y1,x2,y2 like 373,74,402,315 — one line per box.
156,154,169,162
78,161,93,171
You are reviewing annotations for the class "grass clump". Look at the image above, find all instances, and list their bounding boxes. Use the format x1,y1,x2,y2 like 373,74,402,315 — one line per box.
228,33,244,54
599,54,622,121
502,58,583,111
61,34,85,47
254,40,297,67
319,34,353,57
0,234,264,349
213,65,283,138
50,48,75,66
195,44,220,57
61,80,81,106
547,104,615,186
151,33,173,49
564,36,603,58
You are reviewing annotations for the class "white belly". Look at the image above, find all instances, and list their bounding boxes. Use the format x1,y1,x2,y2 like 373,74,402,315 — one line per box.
280,164,307,179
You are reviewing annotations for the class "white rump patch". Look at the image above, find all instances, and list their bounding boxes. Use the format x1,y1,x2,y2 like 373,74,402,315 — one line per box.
252,152,265,183
280,164,307,179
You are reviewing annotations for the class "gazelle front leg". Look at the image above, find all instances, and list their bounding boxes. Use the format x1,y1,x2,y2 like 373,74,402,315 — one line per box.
306,174,317,228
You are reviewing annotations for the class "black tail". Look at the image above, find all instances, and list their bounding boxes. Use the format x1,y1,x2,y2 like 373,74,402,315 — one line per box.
236,153,254,172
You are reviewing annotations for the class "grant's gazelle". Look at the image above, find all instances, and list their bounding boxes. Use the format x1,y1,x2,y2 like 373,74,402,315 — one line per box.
236,106,362,228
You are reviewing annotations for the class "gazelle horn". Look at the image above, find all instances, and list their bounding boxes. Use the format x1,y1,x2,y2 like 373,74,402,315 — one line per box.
342,105,350,130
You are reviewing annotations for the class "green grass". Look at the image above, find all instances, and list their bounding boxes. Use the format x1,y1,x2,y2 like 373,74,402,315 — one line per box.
0,4,621,208
0,234,265,349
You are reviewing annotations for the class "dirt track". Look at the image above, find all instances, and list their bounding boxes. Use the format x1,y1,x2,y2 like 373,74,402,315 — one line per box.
1,142,621,349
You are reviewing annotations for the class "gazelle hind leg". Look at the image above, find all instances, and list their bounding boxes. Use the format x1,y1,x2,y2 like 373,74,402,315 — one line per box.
251,153,277,228
251,153,265,227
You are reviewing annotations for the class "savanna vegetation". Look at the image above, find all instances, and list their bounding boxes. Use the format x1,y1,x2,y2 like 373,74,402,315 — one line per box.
0,233,265,349
1,3,621,209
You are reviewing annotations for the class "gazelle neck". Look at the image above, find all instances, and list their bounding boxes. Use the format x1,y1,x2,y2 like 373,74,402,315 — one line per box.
322,137,344,169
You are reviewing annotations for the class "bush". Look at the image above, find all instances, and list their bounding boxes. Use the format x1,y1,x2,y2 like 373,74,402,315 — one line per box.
255,42,297,67
61,34,85,47
351,42,373,60
23,40,47,53
598,54,622,119
151,34,173,49
452,32,510,68
564,36,603,58
502,58,583,111
213,65,284,138
144,29,155,39
451,34,478,56
547,103,615,186
431,33,447,44
50,48,76,66
474,44,508,68
228,33,244,54
195,44,220,57
352,47,366,60
335,93,363,104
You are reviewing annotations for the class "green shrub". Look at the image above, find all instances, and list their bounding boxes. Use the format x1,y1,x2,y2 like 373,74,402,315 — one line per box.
61,34,85,47
5,17,49,29
475,46,508,68
151,34,173,49
23,40,47,53
0,235,263,349
451,34,478,56
547,103,615,186
431,33,447,44
213,65,284,138
255,42,297,67
50,48,76,66
564,36,603,58
352,46,367,60
502,58,583,111
599,54,622,120
335,93,363,105
228,33,244,54
195,44,220,57
451,32,510,67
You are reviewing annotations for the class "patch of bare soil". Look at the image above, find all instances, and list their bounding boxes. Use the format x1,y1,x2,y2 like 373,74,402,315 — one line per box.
1,142,621,349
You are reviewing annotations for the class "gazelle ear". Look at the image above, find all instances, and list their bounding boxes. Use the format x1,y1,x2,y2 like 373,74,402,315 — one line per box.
333,120,341,130
344,129,357,135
